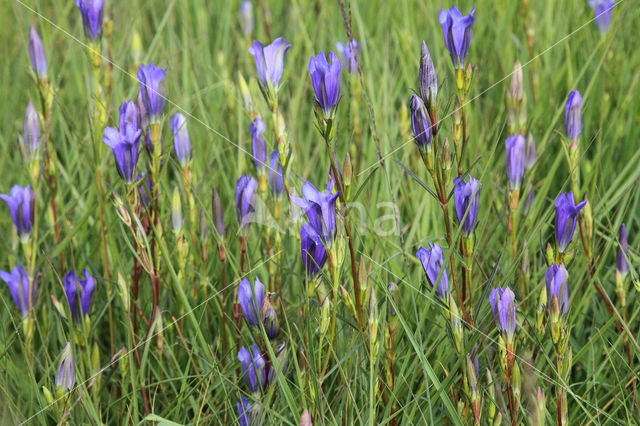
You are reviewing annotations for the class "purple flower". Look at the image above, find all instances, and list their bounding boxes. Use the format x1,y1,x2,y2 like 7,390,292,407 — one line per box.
269,150,284,196
590,1,615,32
235,175,258,230
237,396,258,426
137,63,168,123
1,265,37,317
75,0,104,40
554,192,587,252
410,94,432,149
488,286,516,341
419,41,438,104
565,90,583,140
416,243,449,298
238,277,265,327
239,1,254,37
505,135,526,190
308,51,342,117
212,187,225,237
545,263,569,316
616,223,629,277
1,185,35,240
63,269,97,319
336,40,360,74
248,37,292,90
29,25,47,79
136,172,151,208
22,102,42,159
438,6,476,68
250,118,267,172
238,344,266,392
453,174,481,235
291,179,340,246
525,133,537,171
262,300,280,340
102,101,142,183
57,342,75,391
300,223,327,277
170,113,191,166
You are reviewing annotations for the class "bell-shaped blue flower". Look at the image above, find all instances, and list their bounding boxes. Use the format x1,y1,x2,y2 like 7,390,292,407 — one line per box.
235,175,258,230
565,90,583,140
336,40,360,74
308,51,342,118
291,179,340,247
453,174,481,235
137,63,168,123
248,37,291,90
1,184,35,241
489,286,516,342
590,1,615,33
410,94,432,149
545,263,569,317
1,265,37,317
238,344,266,392
617,223,629,277
250,118,267,173
22,102,42,160
170,113,191,166
554,192,587,253
238,277,265,327
102,101,142,183
438,5,476,68
300,223,327,277
57,342,76,391
63,269,97,319
416,243,449,298
29,25,47,79
75,0,104,40
505,135,526,190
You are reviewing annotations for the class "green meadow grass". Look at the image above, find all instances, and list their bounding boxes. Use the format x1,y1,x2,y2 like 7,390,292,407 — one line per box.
0,0,639,424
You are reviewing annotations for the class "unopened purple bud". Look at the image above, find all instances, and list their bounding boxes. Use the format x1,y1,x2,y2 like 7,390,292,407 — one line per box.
565,90,583,140
300,223,327,277
269,150,284,196
489,286,516,340
525,133,537,170
170,113,191,166
505,135,526,190
453,174,481,235
235,175,258,230
250,118,267,172
23,102,42,158
416,243,449,298
75,0,104,40
238,277,265,327
261,299,280,340
63,269,97,319
438,6,476,68
137,62,168,123
336,40,360,74
309,51,342,117
616,223,629,276
554,192,587,252
29,25,47,79
237,396,259,426
248,37,291,90
56,342,75,391
419,41,438,105
410,94,432,149
590,1,615,33
545,263,569,317
239,1,253,37
238,344,266,392
1,185,35,240
0,264,37,317
211,187,225,237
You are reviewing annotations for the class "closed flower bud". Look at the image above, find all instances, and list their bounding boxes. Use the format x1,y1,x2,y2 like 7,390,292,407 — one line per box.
211,187,225,238
238,277,265,327
117,272,129,313
535,387,546,426
56,342,75,391
616,223,629,278
511,360,522,399
410,94,433,149
453,174,481,236
22,102,42,161
250,118,267,173
565,90,583,140
1,265,37,317
261,298,280,340
75,0,104,40
336,40,361,74
419,41,438,108
449,296,463,353
438,6,476,69
525,132,537,170
554,192,587,253
545,263,569,321
239,1,254,37
171,186,183,233
489,286,516,345
416,243,449,298
505,135,526,190
1,185,35,241
29,25,47,79
237,72,253,113
591,1,615,33
235,174,258,231
170,113,191,166
509,61,524,104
